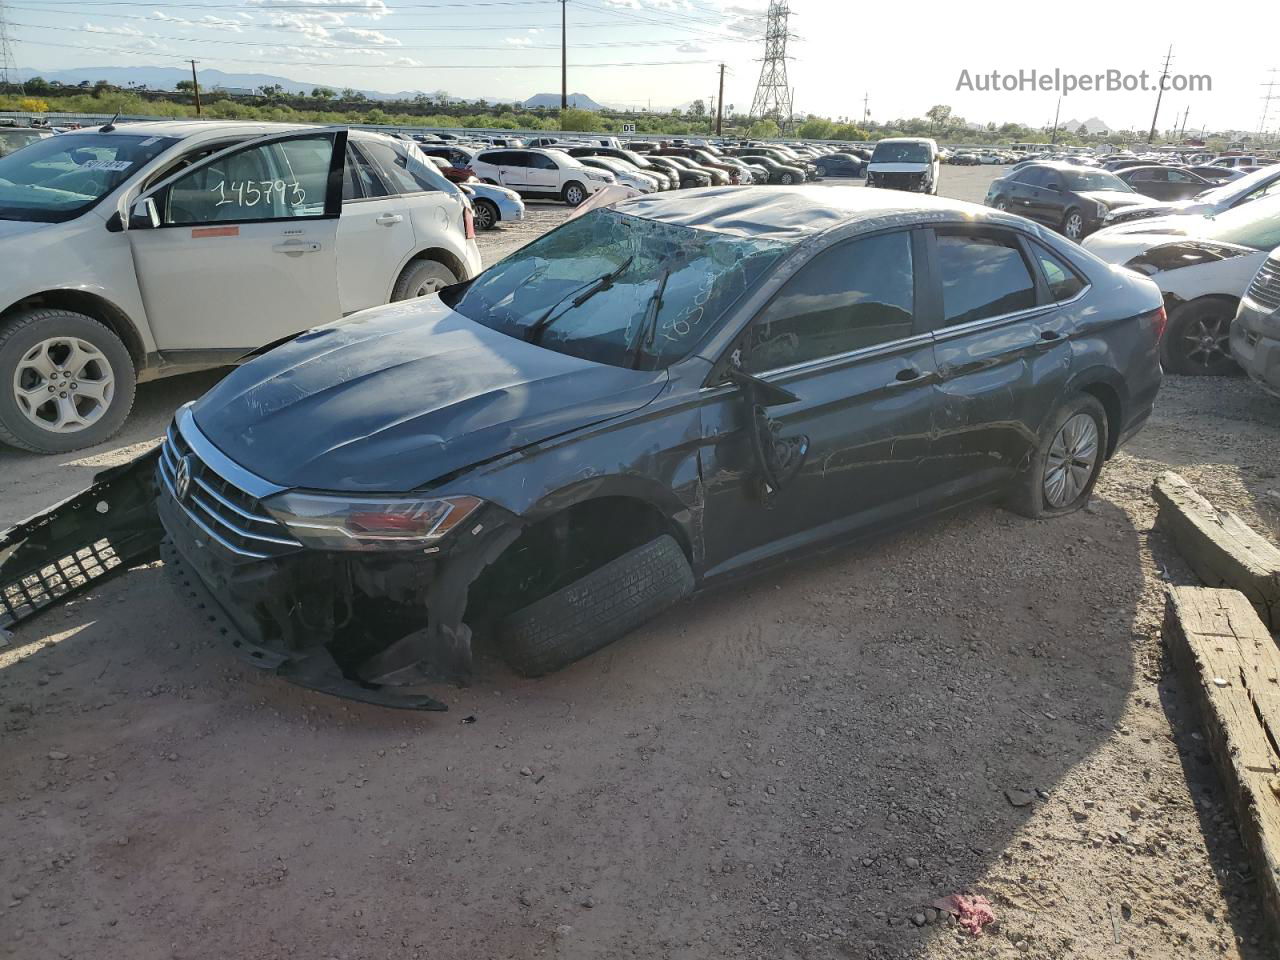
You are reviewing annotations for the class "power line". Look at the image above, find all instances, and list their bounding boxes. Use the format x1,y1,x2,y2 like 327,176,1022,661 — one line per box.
19,36,719,69
6,18,752,51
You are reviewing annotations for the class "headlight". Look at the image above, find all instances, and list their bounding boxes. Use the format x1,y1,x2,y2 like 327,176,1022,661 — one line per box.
587,170,615,182
1095,201,1108,219
264,492,484,551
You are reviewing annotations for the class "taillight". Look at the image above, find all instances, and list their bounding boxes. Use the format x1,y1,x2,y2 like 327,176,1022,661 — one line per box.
1150,304,1168,342
464,207,475,240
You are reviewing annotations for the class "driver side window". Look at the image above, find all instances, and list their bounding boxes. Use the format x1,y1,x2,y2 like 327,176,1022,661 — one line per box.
746,232,915,374
160,134,336,226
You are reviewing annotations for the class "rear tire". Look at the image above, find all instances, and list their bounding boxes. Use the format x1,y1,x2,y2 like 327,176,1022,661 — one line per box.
391,260,457,301
500,534,693,677
562,181,587,206
0,309,136,454
814,164,828,178
1061,208,1086,241
472,198,499,231
779,172,795,185
1162,297,1239,376
1007,394,1108,519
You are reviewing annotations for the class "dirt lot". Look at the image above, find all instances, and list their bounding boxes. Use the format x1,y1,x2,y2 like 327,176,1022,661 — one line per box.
3,167,1280,960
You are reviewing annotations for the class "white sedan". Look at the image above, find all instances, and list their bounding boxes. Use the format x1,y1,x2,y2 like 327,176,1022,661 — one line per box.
1083,194,1280,375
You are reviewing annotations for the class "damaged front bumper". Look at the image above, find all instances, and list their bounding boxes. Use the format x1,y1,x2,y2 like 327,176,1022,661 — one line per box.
1,409,523,711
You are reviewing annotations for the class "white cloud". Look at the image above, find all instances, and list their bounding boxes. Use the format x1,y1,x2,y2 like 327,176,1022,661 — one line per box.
505,36,534,47
331,27,400,46
247,0,389,19
391,57,422,67
677,42,707,53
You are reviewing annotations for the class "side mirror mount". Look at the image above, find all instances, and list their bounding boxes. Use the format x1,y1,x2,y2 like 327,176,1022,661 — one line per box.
725,365,800,407
129,197,160,230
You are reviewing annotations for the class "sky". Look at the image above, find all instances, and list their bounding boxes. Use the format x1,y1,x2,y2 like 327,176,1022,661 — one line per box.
6,0,1279,135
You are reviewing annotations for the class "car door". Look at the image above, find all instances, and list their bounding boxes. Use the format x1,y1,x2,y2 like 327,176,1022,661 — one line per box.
699,229,940,576
496,151,529,191
1033,169,1068,225
525,152,563,195
925,227,1077,497
127,129,344,353
1007,167,1044,218
330,139,417,314
1165,169,1204,200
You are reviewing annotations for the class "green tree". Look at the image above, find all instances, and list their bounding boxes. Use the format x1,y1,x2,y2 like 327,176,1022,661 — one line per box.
559,107,600,132
175,80,195,92
797,117,834,140
925,104,952,130
311,87,336,100
690,99,706,117
747,119,779,139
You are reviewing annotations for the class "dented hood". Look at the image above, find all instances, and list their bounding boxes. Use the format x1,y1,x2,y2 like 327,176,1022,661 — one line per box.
190,297,668,493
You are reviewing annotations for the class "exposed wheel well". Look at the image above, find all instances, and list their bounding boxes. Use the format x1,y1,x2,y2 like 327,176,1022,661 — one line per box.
1079,381,1122,458
466,496,690,626
1,291,145,367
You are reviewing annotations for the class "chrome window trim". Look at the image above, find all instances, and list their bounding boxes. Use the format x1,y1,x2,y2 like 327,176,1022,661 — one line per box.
739,332,935,381
930,284,1090,341
175,404,288,501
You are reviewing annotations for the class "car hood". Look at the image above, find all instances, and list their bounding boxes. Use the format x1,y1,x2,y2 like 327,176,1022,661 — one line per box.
1122,239,1259,275
1077,190,1152,210
191,298,669,493
0,217,56,241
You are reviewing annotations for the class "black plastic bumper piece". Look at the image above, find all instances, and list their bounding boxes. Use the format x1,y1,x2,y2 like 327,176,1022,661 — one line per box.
0,448,164,628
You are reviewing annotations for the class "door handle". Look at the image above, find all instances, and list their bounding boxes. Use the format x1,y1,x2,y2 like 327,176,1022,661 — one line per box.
375,214,403,226
887,367,929,388
272,240,322,255
1035,329,1064,347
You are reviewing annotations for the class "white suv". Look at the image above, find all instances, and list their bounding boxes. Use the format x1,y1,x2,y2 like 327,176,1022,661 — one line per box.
0,121,482,453
469,147,615,206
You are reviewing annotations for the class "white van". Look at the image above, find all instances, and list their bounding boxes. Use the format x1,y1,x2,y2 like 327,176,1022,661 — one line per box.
0,121,482,453
865,137,940,194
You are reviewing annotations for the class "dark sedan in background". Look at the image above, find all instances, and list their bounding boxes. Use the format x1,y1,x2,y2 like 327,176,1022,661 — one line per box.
567,145,676,190
812,152,866,178
734,152,807,184
986,162,1160,240
3,188,1167,709
641,154,713,189
1114,165,1212,201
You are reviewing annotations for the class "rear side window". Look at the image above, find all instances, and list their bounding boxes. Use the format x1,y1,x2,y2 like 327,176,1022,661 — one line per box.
1014,167,1045,186
747,231,915,373
1032,243,1087,301
360,140,434,194
343,144,387,201
935,232,1037,326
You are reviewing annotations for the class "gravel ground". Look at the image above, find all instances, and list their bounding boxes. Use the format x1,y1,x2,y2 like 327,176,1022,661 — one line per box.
2,167,1280,960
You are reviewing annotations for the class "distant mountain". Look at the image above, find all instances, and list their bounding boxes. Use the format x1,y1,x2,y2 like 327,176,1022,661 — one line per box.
13,66,519,105
1062,116,1112,135
522,92,606,111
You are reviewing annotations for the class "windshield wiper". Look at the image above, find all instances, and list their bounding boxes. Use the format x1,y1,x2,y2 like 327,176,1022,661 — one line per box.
524,255,634,345
630,263,673,369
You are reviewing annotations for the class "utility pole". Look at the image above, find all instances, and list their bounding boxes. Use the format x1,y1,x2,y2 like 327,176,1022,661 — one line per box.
862,91,869,127
0,0,23,94
1259,69,1279,141
1049,96,1061,145
1146,44,1172,144
189,59,202,116
1178,105,1190,141
560,0,567,112
716,62,725,136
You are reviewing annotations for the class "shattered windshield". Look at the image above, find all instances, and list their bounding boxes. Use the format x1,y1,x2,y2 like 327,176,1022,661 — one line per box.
444,208,790,369
0,132,178,223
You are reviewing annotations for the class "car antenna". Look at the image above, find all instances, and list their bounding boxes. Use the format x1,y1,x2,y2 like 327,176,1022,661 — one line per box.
99,112,121,133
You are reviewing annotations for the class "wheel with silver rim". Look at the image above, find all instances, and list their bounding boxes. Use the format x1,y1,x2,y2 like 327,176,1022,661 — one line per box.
472,198,498,231
391,260,458,301
1043,413,1099,509
993,197,1009,211
779,172,794,185
1062,209,1085,241
562,181,587,206
1162,297,1239,376
815,165,827,178
1007,393,1109,519
0,308,136,454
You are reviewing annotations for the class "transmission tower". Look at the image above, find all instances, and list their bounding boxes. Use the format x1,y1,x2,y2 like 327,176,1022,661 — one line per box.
0,0,22,94
748,0,793,128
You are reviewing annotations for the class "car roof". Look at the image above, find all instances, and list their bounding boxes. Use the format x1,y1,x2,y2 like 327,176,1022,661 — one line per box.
84,120,320,139
615,185,1010,242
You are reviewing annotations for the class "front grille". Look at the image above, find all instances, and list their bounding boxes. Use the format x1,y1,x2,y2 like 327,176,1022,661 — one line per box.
1246,258,1280,312
158,425,301,560
878,173,923,189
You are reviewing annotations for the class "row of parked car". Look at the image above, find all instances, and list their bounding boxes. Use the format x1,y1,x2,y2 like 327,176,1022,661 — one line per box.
981,157,1280,389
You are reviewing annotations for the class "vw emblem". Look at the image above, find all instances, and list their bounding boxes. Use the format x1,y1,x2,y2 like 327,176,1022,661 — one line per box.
174,455,194,503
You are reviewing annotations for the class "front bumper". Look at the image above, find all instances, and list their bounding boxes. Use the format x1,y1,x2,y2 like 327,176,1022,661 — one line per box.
154,408,523,709
867,172,928,191
1231,299,1280,398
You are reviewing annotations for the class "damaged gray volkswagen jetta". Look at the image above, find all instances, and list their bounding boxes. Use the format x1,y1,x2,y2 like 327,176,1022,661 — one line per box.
1,187,1165,709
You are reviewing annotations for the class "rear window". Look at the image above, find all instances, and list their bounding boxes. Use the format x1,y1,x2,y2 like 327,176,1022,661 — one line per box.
936,233,1037,326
